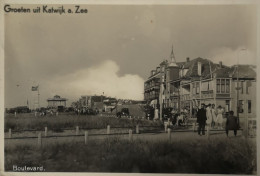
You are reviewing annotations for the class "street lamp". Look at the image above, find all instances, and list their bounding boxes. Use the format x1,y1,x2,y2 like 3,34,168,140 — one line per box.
236,48,246,135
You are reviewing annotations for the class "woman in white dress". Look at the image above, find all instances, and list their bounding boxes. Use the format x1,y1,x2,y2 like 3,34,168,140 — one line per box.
211,104,217,128
216,105,224,129
206,104,213,126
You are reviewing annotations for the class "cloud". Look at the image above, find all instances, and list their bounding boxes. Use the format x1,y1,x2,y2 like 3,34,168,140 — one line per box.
207,47,256,66
46,60,145,104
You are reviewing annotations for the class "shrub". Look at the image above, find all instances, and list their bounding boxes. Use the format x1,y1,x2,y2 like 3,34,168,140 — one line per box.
5,137,256,174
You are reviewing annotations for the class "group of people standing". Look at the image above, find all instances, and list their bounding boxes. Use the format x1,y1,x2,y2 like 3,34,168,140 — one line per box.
206,104,224,129
197,103,224,135
197,103,240,136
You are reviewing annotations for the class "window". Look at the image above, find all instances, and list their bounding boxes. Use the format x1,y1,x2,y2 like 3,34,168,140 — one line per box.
193,83,196,94
246,81,251,94
225,100,230,112
226,79,230,93
217,79,230,93
239,100,244,113
241,82,244,94
173,102,177,109
221,79,225,93
196,82,200,94
248,100,251,113
217,79,220,93
161,66,165,72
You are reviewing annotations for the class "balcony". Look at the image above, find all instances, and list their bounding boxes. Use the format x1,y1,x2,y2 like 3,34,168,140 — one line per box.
145,94,159,100
181,94,191,101
144,83,160,91
201,90,214,99
191,94,200,99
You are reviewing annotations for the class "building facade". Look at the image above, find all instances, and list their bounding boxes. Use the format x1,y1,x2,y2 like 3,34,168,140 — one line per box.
144,61,167,109
144,48,256,121
47,95,67,109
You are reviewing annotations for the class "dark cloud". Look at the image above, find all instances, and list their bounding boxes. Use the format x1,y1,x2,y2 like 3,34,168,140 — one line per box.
4,4,257,108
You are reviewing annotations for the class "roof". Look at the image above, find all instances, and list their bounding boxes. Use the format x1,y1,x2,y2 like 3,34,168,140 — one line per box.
160,60,168,66
47,98,67,101
214,67,232,78
168,60,178,67
47,95,67,101
229,65,256,79
179,58,217,79
149,57,256,80
177,58,256,80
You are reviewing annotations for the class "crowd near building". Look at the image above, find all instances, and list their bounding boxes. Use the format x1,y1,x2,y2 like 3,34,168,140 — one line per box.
144,47,256,124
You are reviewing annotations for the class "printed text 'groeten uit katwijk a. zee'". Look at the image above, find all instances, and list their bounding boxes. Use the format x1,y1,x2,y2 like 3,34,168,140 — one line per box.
4,5,88,14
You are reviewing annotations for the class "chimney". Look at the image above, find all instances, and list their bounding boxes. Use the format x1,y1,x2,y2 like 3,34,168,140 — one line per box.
219,61,222,68
186,57,190,62
198,62,202,76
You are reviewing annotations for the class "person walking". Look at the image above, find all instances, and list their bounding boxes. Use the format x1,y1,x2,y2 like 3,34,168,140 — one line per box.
197,103,207,136
216,105,224,129
225,111,239,137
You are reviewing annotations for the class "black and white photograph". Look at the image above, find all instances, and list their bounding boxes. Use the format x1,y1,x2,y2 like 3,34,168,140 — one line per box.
1,1,259,175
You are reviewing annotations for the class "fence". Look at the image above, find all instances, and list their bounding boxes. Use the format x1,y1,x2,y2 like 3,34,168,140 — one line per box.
5,122,252,148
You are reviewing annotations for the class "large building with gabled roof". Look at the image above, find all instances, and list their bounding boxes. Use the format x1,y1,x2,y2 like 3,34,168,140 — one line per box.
144,47,256,124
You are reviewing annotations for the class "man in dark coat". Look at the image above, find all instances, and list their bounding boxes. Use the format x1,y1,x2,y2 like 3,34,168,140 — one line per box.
197,103,207,135
226,111,239,136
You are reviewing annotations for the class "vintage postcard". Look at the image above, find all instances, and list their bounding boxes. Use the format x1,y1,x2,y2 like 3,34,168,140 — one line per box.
0,0,259,176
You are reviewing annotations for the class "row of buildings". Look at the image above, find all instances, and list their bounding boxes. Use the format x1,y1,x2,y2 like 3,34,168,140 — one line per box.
47,95,115,112
46,94,146,113
144,47,256,121
72,96,145,112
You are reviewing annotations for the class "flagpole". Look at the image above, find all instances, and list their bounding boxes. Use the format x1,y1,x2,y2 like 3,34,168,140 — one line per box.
38,84,40,109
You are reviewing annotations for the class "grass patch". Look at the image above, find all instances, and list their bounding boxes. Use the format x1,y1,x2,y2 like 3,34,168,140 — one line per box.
5,113,162,131
5,137,256,174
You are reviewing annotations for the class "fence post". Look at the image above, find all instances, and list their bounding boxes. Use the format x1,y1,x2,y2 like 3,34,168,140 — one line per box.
136,125,139,134
168,118,170,126
76,126,79,135
9,129,12,138
206,126,210,139
14,112,17,117
167,128,171,141
244,112,248,139
129,129,133,141
107,125,110,135
164,123,167,133
193,123,196,132
38,133,42,147
44,127,48,137
84,131,88,145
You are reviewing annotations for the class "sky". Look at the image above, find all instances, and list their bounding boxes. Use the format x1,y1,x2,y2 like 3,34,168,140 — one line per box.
4,4,257,108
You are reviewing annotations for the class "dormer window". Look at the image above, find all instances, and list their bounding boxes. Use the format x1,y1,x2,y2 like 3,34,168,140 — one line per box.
161,66,165,72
